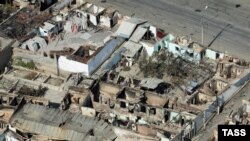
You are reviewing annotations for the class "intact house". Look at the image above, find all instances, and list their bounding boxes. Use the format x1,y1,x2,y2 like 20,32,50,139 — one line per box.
154,34,205,63
58,37,125,77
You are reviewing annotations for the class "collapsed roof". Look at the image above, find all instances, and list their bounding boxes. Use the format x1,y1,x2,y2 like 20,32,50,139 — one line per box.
10,103,117,140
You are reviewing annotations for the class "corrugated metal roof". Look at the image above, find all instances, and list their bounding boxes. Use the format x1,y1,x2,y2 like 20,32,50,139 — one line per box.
129,26,147,42
116,18,147,38
10,104,116,141
140,78,164,89
126,18,147,25
122,41,142,58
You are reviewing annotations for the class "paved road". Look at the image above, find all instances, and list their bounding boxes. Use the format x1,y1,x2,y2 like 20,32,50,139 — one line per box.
90,0,250,61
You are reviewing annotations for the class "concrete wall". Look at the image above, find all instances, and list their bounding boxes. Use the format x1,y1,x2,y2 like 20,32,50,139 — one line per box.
168,43,202,63
169,112,180,123
100,16,111,27
197,93,213,103
58,38,124,76
39,27,49,37
154,34,175,52
168,42,182,56
13,48,69,77
39,26,58,37
149,26,157,39
112,12,119,27
205,49,218,60
89,14,98,26
58,56,89,75
140,41,154,56
100,12,119,28
154,34,204,63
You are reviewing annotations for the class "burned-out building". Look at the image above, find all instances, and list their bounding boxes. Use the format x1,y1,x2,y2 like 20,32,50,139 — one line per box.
1,1,250,141
60,86,92,113
0,91,49,134
9,103,117,140
0,7,52,41
100,7,120,28
217,56,248,79
75,2,105,26
90,81,199,140
121,41,143,67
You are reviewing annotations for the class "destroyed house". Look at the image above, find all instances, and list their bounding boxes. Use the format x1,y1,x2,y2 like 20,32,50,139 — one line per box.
140,78,172,94
91,82,185,124
21,36,47,52
154,34,205,63
9,103,117,141
60,87,92,112
121,41,143,67
100,7,120,28
0,92,49,107
75,2,105,26
0,7,52,41
90,82,197,140
39,20,64,40
64,11,88,33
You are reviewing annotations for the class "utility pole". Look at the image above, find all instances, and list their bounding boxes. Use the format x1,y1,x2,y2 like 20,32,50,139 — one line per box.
201,5,208,45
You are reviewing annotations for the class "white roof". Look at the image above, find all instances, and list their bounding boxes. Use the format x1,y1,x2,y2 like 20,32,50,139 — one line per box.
122,41,142,58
